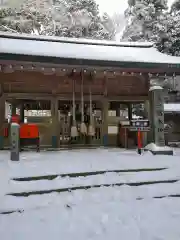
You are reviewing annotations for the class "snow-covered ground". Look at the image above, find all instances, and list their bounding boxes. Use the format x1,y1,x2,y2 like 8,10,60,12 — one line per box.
1,148,180,178
1,192,180,240
1,148,180,239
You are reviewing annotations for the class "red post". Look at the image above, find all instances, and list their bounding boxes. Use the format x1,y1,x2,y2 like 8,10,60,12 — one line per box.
137,130,142,154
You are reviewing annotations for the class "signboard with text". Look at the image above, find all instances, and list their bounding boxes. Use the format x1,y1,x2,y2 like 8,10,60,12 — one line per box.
129,119,150,132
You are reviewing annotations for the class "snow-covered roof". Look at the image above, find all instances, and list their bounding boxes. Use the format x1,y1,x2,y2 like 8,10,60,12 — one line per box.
1,32,180,67
164,103,180,113
0,31,154,48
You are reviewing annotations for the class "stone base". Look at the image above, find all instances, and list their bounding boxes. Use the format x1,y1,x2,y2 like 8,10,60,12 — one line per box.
144,143,173,156
10,151,20,161
0,136,4,149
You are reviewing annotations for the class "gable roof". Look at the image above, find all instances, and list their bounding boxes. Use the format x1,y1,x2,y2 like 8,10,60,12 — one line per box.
0,32,180,71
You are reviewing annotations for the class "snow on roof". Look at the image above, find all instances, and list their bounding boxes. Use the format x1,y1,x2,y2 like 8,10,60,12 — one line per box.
1,32,180,65
164,103,180,113
0,31,154,48
149,85,163,91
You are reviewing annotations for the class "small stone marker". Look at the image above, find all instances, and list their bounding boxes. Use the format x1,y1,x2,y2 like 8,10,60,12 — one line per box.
10,123,20,161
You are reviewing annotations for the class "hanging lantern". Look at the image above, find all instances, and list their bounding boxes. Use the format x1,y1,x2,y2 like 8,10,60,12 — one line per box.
88,81,95,136
71,79,78,137
80,71,87,135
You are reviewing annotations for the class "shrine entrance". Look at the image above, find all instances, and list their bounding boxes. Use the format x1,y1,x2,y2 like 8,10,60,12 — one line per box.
59,101,102,147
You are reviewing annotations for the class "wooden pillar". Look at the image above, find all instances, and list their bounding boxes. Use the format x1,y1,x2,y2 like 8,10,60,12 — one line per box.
102,98,109,146
11,103,17,115
128,103,132,120
51,97,59,148
116,103,120,117
19,102,24,123
0,95,5,149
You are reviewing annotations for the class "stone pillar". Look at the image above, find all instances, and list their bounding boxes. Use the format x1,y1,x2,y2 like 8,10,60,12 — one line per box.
150,85,165,145
102,98,109,146
51,98,59,148
145,84,173,155
0,96,5,149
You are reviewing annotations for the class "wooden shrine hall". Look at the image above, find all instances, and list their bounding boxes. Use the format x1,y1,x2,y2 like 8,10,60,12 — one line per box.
0,32,180,150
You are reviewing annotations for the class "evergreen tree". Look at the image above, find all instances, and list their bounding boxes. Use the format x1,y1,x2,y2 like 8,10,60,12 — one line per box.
0,0,53,34
160,0,180,56
122,0,168,43
54,0,113,39
122,0,180,57
0,0,113,40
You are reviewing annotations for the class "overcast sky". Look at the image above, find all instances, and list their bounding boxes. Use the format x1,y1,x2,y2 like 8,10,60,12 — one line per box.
96,0,175,15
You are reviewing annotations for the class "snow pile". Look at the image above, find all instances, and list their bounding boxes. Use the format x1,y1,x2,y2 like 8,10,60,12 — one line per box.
145,143,173,152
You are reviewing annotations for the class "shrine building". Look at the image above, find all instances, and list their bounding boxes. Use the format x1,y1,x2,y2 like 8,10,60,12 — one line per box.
0,32,180,149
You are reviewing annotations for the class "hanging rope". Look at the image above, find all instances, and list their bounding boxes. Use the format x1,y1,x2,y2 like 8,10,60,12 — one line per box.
89,82,92,124
80,71,87,135
72,78,76,125
88,80,95,136
81,72,84,123
71,78,78,137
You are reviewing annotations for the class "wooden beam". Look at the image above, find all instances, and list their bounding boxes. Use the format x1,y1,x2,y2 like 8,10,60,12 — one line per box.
5,93,53,100
1,60,178,76
5,92,148,101
109,95,148,101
